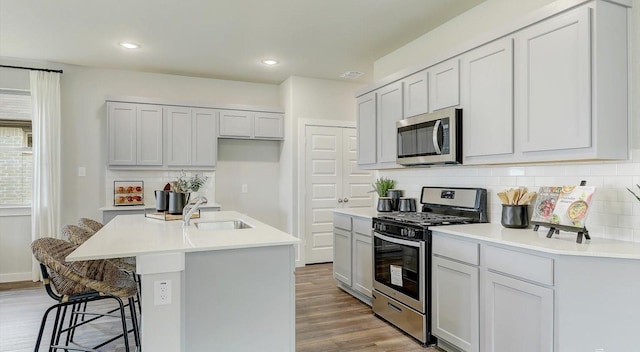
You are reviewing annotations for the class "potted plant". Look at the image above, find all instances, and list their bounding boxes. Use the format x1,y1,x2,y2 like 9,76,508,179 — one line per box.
372,177,395,212
168,171,208,214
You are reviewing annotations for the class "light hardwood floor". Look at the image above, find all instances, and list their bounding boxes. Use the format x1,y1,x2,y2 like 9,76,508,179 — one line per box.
1,263,437,351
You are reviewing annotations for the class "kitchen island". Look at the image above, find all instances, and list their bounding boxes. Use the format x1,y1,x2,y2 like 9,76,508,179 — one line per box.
67,211,300,352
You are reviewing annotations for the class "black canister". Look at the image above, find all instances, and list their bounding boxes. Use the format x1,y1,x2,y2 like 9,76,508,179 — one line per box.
168,192,189,215
155,190,170,212
377,197,393,212
387,189,404,211
501,205,529,228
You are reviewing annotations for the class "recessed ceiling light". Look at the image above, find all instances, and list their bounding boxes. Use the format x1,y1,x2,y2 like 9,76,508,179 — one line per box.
261,59,279,65
119,42,140,49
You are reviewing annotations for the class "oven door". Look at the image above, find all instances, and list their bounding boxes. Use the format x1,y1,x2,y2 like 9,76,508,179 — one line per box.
373,231,425,313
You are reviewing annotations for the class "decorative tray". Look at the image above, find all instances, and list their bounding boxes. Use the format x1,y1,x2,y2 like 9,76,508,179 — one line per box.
144,208,200,221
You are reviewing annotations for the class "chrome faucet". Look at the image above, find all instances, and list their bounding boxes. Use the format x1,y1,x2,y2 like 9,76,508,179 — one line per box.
183,196,208,226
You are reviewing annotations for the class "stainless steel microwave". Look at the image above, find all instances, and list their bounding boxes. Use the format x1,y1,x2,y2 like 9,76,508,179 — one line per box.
396,108,462,166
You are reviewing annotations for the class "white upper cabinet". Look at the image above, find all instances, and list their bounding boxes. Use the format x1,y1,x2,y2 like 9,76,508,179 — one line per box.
254,112,284,139
462,37,514,162
515,7,591,153
402,70,429,118
513,2,628,162
377,82,403,165
219,110,284,140
219,110,252,138
354,0,629,167
356,92,377,166
191,109,218,166
108,102,163,166
428,58,460,112
166,107,217,168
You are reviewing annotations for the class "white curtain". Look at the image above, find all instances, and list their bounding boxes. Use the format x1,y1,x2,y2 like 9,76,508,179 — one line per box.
30,71,61,281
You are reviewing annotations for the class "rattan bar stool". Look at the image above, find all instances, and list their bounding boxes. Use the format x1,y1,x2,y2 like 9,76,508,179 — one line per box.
78,218,104,233
31,237,140,351
64,224,142,314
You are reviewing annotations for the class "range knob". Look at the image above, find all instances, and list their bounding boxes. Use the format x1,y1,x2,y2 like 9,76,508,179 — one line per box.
407,229,415,238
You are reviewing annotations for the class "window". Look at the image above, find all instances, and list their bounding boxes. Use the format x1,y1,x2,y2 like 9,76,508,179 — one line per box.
0,89,32,205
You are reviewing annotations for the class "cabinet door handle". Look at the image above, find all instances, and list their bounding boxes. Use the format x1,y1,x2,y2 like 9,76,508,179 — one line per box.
343,198,349,203
337,199,343,203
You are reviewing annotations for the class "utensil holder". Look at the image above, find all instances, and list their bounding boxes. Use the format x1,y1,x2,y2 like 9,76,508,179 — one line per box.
501,205,529,228
168,192,189,215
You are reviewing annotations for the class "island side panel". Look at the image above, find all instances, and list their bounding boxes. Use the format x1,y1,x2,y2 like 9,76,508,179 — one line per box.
185,245,296,351
555,255,640,351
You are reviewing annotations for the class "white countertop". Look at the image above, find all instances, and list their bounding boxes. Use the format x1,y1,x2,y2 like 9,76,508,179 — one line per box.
99,203,222,211
67,211,300,261
435,223,640,260
333,207,377,219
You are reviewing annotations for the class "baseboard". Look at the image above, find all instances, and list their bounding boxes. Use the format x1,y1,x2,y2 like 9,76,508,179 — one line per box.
0,272,32,283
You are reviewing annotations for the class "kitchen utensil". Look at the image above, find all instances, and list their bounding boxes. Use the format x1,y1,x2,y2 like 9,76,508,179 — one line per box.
497,192,509,204
387,189,404,211
398,198,416,212
377,197,393,212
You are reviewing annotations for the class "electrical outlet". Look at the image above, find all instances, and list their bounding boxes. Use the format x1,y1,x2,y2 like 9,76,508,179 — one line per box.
154,280,172,305
242,184,248,193
78,167,86,177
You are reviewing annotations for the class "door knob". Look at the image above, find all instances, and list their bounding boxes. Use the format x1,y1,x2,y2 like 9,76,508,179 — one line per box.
343,198,349,203
337,199,343,203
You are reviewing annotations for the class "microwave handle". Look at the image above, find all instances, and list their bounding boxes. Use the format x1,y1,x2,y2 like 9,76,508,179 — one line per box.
432,119,442,154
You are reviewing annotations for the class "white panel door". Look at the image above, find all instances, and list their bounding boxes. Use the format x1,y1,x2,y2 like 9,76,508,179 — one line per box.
462,38,514,158
357,92,376,165
191,108,217,167
403,70,429,118
136,104,163,166
342,128,373,209
305,126,342,264
305,125,372,264
515,7,591,152
429,58,460,111
377,82,403,164
166,107,192,166
108,102,137,165
219,110,252,138
432,256,479,352
483,271,554,352
254,112,284,139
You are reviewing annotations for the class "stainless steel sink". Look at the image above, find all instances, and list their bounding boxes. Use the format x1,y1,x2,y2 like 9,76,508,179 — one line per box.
194,220,253,231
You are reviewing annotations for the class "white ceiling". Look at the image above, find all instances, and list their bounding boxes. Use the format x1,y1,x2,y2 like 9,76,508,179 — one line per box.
0,0,485,84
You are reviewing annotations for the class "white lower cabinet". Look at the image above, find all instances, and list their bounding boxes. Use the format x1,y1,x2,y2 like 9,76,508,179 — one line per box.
432,232,554,352
432,256,479,352
332,212,372,305
483,271,553,352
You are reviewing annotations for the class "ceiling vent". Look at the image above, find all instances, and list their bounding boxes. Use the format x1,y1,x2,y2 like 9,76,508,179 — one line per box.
340,71,364,79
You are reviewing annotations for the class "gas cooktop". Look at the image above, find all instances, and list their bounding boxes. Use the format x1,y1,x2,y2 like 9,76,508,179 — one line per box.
376,212,475,226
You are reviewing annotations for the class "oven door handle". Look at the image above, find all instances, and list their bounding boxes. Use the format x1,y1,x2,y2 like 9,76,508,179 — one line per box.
374,231,421,248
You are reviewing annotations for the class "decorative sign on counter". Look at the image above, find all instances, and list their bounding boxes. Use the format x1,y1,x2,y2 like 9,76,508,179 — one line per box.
531,182,595,243
114,181,144,206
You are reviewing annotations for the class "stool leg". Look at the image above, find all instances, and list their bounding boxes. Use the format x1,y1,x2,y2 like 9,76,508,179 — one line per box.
128,297,141,347
34,304,60,352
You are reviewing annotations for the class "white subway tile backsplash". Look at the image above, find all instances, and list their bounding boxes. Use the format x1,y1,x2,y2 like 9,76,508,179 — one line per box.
378,155,640,242
617,162,640,175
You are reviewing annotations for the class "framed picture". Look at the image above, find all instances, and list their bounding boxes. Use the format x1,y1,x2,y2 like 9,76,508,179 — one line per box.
114,181,144,206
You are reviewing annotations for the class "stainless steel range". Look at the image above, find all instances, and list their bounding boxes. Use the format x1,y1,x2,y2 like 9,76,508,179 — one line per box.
372,186,487,345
